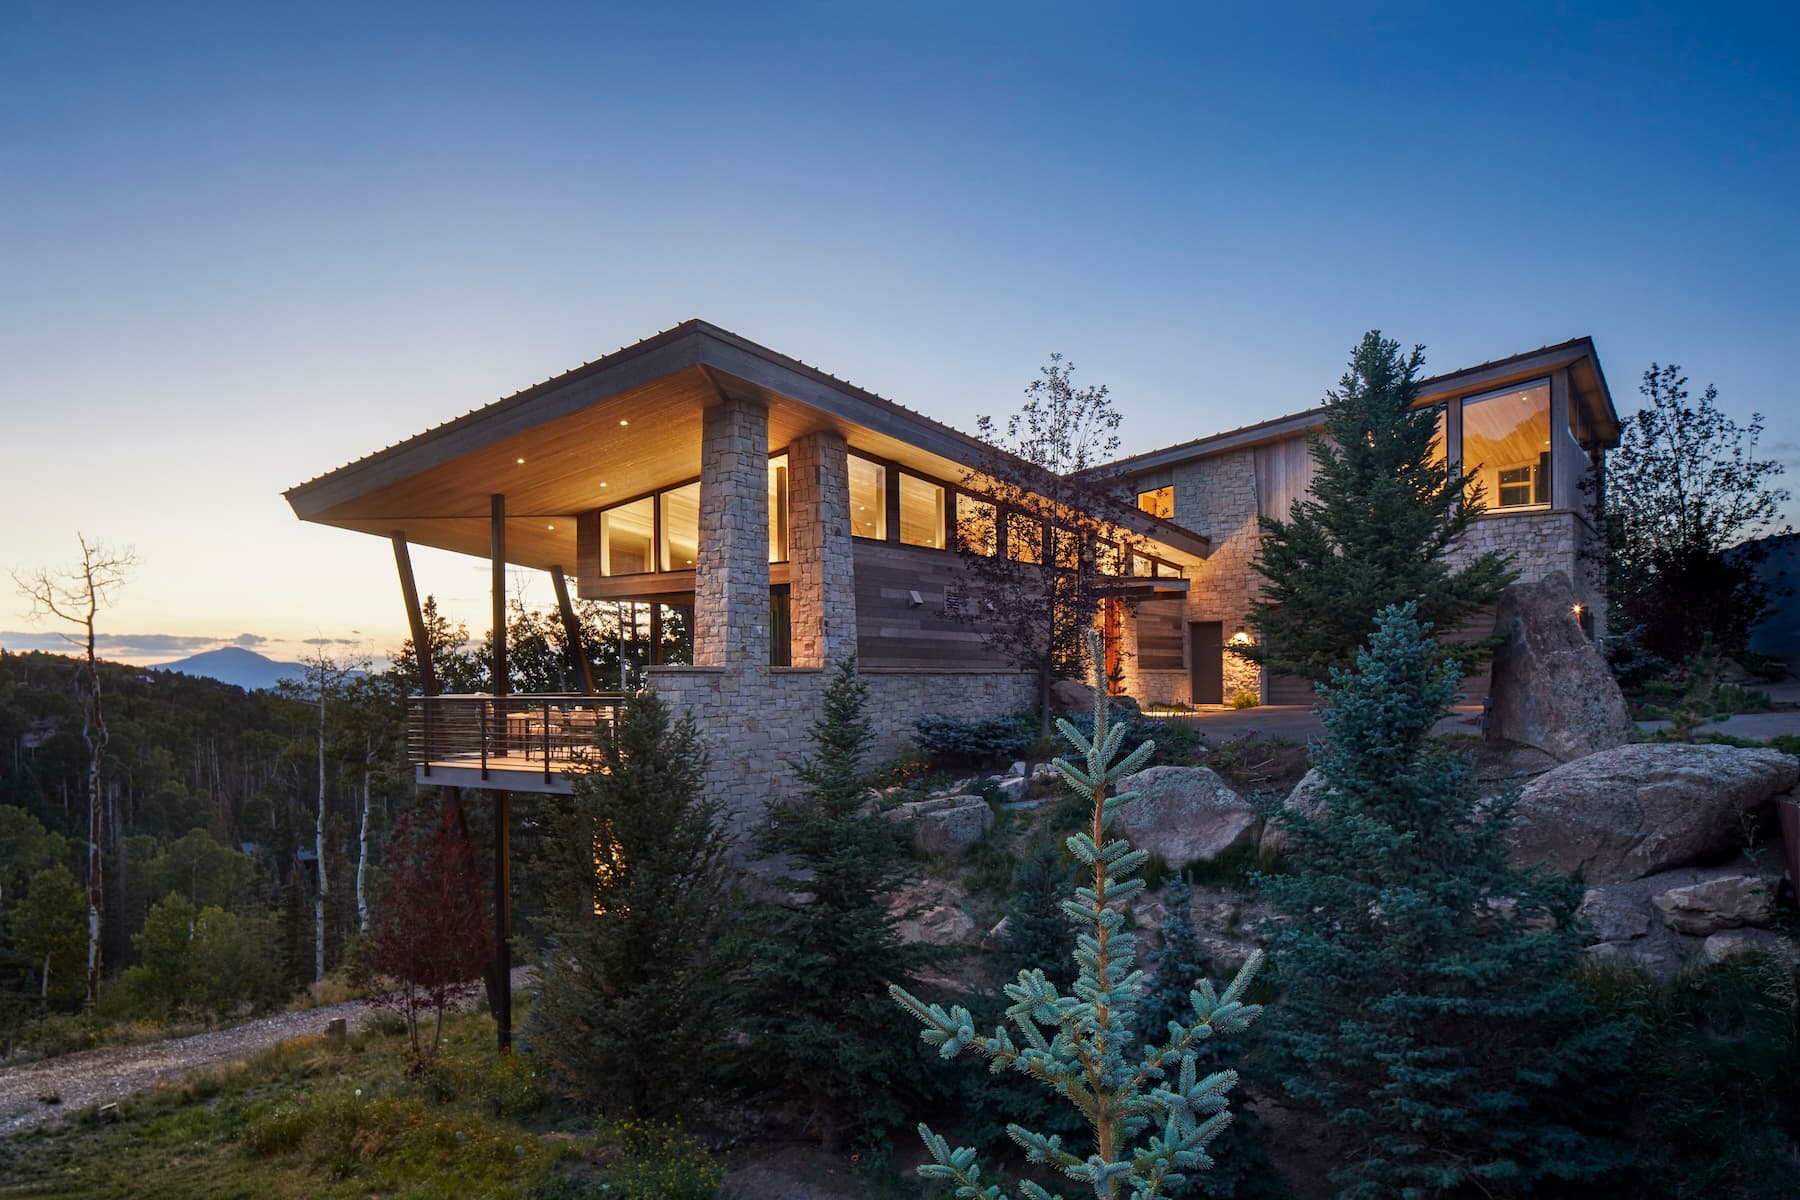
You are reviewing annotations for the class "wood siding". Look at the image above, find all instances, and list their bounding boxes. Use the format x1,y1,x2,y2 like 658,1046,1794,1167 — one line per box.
852,541,1010,669
1135,599,1185,671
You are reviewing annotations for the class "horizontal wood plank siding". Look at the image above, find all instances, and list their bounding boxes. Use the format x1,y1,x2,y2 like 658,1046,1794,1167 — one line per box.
1135,599,1185,671
852,542,1010,670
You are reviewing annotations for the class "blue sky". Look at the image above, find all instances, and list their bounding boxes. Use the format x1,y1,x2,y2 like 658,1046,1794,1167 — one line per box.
2,1,1795,663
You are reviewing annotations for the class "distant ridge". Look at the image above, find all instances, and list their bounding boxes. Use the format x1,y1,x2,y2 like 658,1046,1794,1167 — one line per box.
1746,531,1799,666
153,646,309,692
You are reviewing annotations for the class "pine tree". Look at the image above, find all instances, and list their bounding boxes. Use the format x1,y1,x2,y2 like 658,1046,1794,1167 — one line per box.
892,630,1267,1199
725,657,933,1154
1139,878,1212,1039
993,849,1078,991
529,690,733,1118
1244,331,1515,682
1258,603,1630,1198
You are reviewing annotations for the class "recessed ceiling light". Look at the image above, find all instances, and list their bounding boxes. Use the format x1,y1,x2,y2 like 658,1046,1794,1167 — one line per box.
599,481,608,488
618,419,629,426
546,523,556,531
516,457,526,464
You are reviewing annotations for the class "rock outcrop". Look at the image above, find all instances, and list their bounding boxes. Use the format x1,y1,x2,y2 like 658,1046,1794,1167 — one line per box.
1113,766,1261,868
1485,571,1633,762
1257,768,1328,856
887,878,980,947
885,794,994,858
1652,874,1776,936
1507,743,1799,882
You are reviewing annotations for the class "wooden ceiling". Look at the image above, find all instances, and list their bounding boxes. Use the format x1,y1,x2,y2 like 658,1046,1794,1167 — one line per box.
286,322,1213,571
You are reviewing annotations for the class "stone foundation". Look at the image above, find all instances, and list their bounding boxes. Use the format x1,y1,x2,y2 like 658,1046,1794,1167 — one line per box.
648,663,1036,835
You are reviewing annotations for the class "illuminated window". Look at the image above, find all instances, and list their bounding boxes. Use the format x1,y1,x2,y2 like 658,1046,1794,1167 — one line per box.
955,494,996,556
899,474,946,548
1463,381,1551,509
1425,404,1448,470
848,454,887,540
600,496,654,576
1095,539,1123,575
658,482,700,571
768,454,789,563
1007,513,1043,564
1136,486,1174,519
1129,552,1153,578
1052,527,1080,570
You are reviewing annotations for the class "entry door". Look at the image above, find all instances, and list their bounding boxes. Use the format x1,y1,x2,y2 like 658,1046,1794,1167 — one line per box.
1189,621,1224,705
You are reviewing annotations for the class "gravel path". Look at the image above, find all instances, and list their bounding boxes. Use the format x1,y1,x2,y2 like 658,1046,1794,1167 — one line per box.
0,972,530,1136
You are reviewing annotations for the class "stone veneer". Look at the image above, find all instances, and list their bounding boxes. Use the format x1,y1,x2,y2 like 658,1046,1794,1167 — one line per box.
1116,451,1606,707
786,430,858,667
695,396,770,667
647,664,1036,834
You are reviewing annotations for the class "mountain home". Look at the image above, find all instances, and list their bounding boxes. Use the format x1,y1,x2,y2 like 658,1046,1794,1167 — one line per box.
286,323,1618,806
1105,338,1619,706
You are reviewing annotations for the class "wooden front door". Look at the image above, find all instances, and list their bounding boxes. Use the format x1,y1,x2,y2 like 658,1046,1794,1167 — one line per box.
1189,621,1224,705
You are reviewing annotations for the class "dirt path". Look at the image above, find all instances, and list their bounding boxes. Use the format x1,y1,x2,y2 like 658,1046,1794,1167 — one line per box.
0,972,529,1136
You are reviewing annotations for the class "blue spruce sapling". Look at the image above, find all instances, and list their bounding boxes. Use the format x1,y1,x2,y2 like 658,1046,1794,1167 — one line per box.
890,629,1267,1199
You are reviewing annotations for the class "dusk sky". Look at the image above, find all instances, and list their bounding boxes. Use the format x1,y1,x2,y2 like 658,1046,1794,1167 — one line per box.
3,1,1795,667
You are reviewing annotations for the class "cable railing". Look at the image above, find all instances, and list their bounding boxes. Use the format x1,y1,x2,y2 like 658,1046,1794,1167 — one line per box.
405,694,625,785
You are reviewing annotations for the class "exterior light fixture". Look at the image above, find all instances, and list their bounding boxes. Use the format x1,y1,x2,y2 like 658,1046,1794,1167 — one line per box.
1572,603,1584,617
1228,625,1255,646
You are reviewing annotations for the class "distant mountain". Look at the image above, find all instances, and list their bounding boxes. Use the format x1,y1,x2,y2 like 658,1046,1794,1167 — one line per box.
153,647,309,691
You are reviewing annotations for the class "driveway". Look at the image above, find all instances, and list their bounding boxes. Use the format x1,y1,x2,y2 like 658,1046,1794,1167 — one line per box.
1155,704,1486,743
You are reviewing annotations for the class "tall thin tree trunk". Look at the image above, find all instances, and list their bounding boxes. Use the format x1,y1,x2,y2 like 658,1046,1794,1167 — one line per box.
315,661,328,984
84,621,105,1011
356,735,372,934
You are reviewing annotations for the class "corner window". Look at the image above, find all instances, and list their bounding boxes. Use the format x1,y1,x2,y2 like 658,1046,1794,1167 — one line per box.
1462,381,1551,510
1137,486,1174,519
1052,527,1080,570
955,494,996,556
899,473,945,549
600,496,654,576
659,482,700,571
848,454,887,540
768,454,789,563
1095,539,1123,576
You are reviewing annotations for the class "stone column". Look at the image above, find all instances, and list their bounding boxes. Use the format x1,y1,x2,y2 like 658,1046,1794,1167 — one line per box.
787,430,858,668
695,396,770,668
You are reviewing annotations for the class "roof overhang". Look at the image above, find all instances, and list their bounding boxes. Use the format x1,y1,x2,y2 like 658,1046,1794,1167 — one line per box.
284,320,1212,570
1096,336,1621,479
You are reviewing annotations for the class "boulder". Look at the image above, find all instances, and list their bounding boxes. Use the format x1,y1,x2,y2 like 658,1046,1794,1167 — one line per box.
886,794,993,858
1050,679,1142,718
1485,571,1633,762
987,775,1028,803
888,878,980,947
1585,938,1683,976
1576,886,1653,944
1702,928,1800,967
1258,768,1327,856
1113,766,1261,868
1652,874,1776,936
1507,744,1799,882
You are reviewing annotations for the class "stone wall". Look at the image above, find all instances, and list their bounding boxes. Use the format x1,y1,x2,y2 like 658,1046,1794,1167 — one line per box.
695,397,770,667
1116,450,1606,707
648,663,1036,834
787,430,858,667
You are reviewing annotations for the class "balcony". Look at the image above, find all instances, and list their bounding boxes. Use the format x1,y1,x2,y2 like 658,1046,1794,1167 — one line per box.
406,694,625,793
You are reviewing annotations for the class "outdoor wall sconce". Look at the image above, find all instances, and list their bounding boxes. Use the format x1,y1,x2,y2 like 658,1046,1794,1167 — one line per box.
1229,626,1254,646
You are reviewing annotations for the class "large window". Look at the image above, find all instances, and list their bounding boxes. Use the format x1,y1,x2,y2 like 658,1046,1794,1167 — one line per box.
659,482,700,571
955,494,997,555
600,496,654,576
1137,486,1174,519
899,473,946,548
1006,513,1043,564
849,454,887,540
1463,381,1550,509
769,454,789,563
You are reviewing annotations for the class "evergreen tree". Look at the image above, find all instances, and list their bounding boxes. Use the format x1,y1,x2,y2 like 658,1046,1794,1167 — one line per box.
1244,332,1515,682
892,631,1267,1199
1140,878,1212,1039
529,690,732,1118
992,849,1077,990
726,657,931,1154
1258,603,1630,1198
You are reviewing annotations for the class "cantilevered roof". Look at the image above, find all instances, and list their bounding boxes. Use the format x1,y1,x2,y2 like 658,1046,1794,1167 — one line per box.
284,319,1212,569
1097,336,1620,478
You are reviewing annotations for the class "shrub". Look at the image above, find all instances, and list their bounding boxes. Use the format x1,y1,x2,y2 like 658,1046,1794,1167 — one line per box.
599,1119,726,1200
913,713,1036,764
1230,690,1260,709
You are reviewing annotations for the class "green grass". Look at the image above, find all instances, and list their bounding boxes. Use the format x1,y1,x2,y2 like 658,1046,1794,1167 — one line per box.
0,1010,595,1200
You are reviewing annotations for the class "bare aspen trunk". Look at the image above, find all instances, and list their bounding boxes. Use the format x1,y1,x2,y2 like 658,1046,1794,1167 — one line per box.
314,661,328,984
84,618,105,1011
356,735,371,934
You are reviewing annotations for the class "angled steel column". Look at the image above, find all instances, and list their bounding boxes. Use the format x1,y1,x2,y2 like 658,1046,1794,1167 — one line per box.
550,566,596,695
